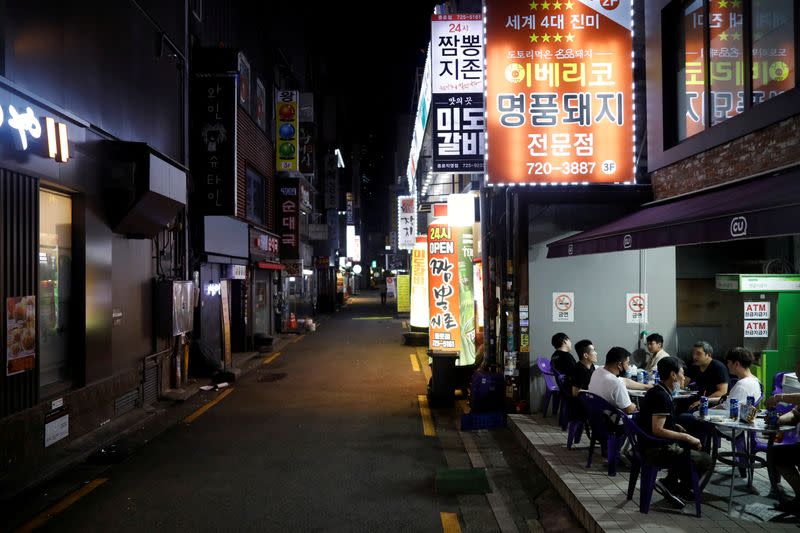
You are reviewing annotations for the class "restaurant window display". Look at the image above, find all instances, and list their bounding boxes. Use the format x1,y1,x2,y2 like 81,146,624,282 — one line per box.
38,189,73,391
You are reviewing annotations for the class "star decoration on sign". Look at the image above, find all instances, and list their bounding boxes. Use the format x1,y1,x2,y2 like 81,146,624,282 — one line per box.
731,0,741,6
541,1,551,9
530,33,539,43
529,0,538,9
718,31,728,41
565,33,575,42
732,31,742,40
718,0,728,7
554,33,563,42
541,34,551,42
565,0,575,8
553,0,563,8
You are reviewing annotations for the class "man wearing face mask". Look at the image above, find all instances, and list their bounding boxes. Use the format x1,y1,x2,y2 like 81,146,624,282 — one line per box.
588,347,639,414
638,356,712,508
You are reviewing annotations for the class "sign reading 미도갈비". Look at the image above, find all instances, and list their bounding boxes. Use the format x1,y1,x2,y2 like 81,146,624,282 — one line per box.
552,292,574,322
744,301,770,320
428,223,462,354
397,196,417,251
484,0,634,185
431,14,485,173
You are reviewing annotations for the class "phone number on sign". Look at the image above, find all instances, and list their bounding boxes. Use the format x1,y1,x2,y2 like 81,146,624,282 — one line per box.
526,162,598,175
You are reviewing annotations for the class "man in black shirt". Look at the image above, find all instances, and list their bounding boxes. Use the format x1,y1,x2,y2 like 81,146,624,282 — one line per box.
684,341,729,410
570,339,597,395
550,332,576,376
638,356,711,508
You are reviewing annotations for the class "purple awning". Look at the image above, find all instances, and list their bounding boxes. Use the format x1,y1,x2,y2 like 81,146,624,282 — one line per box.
547,171,800,258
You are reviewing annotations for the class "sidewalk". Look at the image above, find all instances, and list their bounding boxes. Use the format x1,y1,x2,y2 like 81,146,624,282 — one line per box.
0,328,307,508
508,413,799,533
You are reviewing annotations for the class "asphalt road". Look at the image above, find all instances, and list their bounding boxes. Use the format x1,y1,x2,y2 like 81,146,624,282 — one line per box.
14,292,583,533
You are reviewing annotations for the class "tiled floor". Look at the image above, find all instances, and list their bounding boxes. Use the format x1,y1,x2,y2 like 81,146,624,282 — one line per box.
508,414,800,533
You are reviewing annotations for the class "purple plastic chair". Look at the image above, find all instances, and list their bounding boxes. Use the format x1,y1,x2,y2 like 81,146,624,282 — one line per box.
537,357,561,417
621,415,702,517
578,391,627,476
772,371,788,396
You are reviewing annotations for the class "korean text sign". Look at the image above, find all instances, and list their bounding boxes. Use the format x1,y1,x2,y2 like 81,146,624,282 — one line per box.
410,237,430,329
485,0,634,184
278,177,300,259
428,222,462,354
431,14,485,173
275,90,299,171
398,196,417,251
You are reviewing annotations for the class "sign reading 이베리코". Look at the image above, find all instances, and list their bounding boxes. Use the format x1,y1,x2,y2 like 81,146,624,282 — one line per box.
485,0,634,185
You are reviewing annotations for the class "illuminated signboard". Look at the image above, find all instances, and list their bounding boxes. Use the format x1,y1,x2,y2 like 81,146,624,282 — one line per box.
431,14,485,173
275,89,299,171
485,0,634,185
428,221,462,354
410,236,430,329
0,88,70,163
346,225,356,260
406,43,432,191
397,195,417,251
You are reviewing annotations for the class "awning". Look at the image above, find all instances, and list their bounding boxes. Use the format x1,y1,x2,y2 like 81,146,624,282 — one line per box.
257,261,285,270
547,171,800,258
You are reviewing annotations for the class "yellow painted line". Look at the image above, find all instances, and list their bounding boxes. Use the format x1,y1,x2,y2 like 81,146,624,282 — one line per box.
440,512,462,533
15,478,108,533
292,335,304,343
184,388,234,424
418,395,436,437
261,352,281,365
352,316,393,320
410,353,421,372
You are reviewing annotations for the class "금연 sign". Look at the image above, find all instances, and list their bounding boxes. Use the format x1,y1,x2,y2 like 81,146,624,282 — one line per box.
744,301,770,320
626,293,648,324
485,0,635,185
397,195,417,251
552,292,574,322
431,14,485,173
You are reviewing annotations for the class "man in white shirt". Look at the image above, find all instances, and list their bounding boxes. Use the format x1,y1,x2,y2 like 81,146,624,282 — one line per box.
644,332,670,372
715,347,762,411
588,347,638,414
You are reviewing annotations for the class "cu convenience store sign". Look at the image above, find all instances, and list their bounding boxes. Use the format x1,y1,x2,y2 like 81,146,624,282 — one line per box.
484,0,634,185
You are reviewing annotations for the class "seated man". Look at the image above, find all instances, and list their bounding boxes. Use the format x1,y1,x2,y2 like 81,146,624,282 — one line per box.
570,339,597,396
638,356,711,508
683,341,728,410
644,332,670,372
588,347,637,415
765,359,800,515
550,332,576,376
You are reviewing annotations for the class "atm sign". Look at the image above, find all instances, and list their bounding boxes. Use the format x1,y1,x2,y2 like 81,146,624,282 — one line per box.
744,302,770,320
744,320,769,338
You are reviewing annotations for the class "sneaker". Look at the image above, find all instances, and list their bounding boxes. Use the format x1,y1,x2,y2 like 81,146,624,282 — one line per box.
655,480,687,509
773,499,800,515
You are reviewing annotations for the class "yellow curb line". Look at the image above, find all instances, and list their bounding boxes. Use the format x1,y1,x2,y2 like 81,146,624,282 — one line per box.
15,478,108,533
184,388,234,424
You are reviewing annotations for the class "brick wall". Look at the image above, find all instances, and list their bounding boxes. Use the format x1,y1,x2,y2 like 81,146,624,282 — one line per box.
650,114,800,200
236,107,275,231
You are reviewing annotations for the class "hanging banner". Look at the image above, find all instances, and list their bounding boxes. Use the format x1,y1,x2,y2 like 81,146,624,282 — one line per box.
406,44,432,190
397,275,411,313
255,78,266,130
238,52,251,112
431,14,485,173
278,177,300,260
410,236,430,329
456,227,476,365
275,90,299,171
398,195,417,251
386,276,397,298
485,0,635,185
428,222,462,354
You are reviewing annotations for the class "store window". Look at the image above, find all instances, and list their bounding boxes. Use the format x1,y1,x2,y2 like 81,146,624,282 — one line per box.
39,189,72,391
670,0,797,143
246,167,265,225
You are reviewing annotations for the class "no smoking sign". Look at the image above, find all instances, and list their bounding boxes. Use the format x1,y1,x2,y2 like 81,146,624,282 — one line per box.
552,292,574,323
626,293,648,324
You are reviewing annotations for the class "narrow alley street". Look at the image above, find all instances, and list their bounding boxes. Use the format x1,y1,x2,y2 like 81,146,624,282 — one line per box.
6,293,581,533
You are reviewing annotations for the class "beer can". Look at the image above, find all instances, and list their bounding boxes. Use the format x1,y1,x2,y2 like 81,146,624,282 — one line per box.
729,398,739,420
637,370,645,383
653,370,660,383
642,371,649,385
746,395,756,407
767,409,779,430
699,396,709,417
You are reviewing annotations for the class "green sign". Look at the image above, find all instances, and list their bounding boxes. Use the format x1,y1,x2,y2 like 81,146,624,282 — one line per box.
456,227,476,366
739,274,800,293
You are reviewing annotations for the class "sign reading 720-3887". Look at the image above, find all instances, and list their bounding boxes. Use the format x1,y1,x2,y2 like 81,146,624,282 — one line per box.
485,0,634,185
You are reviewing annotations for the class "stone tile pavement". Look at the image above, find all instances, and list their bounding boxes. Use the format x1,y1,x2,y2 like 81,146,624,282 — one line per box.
509,414,800,533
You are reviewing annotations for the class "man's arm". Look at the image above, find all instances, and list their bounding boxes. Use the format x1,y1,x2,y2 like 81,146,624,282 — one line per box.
622,403,636,415
766,392,800,408
622,377,653,391
709,382,728,399
651,415,702,449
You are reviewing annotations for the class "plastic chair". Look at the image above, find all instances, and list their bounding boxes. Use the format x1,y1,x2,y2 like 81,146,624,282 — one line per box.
578,391,628,476
772,371,788,396
537,357,561,417
555,372,571,430
621,415,702,517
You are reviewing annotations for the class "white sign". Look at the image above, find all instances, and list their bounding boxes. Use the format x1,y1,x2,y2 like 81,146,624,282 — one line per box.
346,225,356,260
353,235,362,263
406,43,432,190
431,14,484,94
626,293,648,324
740,275,800,292
552,292,574,323
397,196,417,250
744,301,770,319
51,398,64,410
744,320,769,338
45,414,69,447
387,276,397,298
228,264,246,280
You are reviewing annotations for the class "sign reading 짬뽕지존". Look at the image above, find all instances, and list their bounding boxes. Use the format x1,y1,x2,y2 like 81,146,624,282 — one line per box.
484,0,635,185
428,222,462,353
431,14,485,173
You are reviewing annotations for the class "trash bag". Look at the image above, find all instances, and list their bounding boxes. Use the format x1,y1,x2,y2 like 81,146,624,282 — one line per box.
189,338,222,377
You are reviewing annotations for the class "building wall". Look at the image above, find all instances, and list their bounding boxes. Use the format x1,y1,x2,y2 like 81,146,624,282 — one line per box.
651,115,800,200
236,107,275,230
